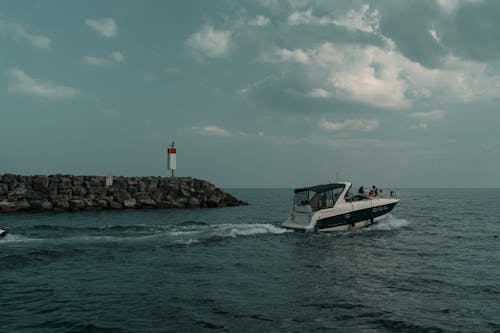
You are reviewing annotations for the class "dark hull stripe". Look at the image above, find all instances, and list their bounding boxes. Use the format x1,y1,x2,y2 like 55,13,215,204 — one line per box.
315,202,397,231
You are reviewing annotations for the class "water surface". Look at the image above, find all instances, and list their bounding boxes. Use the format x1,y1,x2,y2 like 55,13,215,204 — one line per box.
1,189,500,332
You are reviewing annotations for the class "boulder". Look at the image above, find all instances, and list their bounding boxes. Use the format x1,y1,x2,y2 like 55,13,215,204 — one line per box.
69,199,85,210
138,198,157,207
15,199,30,211
0,200,17,212
96,199,108,209
110,201,123,209
188,197,201,208
0,183,8,195
53,196,70,209
115,190,131,203
3,174,17,190
29,200,53,211
72,186,88,196
123,198,137,208
59,177,72,188
32,175,49,191
133,192,150,201
9,186,27,198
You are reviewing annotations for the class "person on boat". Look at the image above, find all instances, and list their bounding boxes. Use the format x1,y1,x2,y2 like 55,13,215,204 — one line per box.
358,186,364,195
369,186,378,197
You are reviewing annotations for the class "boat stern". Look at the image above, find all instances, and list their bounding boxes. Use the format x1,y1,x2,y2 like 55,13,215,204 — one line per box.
282,212,315,232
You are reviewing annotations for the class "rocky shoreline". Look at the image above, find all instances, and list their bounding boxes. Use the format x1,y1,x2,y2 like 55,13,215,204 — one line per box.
0,174,247,213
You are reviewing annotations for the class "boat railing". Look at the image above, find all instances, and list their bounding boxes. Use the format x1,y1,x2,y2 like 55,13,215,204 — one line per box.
358,188,400,199
378,188,400,199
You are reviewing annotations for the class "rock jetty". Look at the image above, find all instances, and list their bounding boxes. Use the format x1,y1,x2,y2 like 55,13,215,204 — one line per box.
0,174,247,213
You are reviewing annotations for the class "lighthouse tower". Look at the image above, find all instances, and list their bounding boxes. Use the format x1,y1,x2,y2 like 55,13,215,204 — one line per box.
167,141,176,177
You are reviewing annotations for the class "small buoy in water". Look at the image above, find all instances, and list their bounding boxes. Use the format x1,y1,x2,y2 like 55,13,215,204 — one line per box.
0,229,8,238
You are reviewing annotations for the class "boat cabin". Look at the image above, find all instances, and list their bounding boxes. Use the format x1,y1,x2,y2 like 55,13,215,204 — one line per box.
293,183,347,212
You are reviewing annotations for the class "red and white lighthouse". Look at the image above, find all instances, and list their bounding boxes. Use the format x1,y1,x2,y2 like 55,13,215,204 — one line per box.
167,141,176,177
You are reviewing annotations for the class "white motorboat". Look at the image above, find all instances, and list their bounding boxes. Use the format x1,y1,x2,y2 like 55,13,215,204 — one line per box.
0,228,7,238
282,182,399,232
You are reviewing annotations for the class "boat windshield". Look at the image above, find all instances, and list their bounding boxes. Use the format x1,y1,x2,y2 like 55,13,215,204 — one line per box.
294,184,345,211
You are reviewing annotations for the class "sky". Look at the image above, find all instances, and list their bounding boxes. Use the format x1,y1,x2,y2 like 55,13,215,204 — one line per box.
1,0,500,188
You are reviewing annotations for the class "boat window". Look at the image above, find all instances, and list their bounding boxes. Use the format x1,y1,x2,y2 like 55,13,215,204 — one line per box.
294,190,310,206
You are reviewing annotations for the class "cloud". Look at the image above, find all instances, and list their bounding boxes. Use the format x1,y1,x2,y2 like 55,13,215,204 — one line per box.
325,138,411,148
319,118,380,132
83,51,125,67
6,68,79,100
308,88,331,98
259,40,500,110
333,4,380,33
249,15,271,26
410,109,447,121
192,125,232,137
186,25,232,58
429,28,441,44
435,0,483,13
273,48,311,64
0,19,51,48
192,125,264,138
287,5,380,33
85,18,118,38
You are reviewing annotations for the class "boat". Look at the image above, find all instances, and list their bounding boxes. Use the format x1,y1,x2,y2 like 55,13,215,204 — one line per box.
282,182,399,232
0,228,7,238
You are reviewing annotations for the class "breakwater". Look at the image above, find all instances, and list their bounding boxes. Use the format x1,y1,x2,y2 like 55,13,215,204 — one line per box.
0,174,246,213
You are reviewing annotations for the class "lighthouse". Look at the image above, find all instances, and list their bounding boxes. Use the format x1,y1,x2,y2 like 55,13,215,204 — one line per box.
167,141,176,177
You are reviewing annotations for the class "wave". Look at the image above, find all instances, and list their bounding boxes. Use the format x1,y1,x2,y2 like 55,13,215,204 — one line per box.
2,223,291,246
369,216,410,230
0,233,41,243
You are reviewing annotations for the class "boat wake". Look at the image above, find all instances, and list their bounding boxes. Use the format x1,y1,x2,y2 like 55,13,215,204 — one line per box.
369,216,410,230
1,223,291,246
0,233,41,243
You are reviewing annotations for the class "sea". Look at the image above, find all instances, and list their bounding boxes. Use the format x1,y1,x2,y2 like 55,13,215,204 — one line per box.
1,188,500,333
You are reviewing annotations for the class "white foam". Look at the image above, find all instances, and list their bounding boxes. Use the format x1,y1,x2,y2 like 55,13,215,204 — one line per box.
0,234,41,243
222,223,291,237
370,216,410,230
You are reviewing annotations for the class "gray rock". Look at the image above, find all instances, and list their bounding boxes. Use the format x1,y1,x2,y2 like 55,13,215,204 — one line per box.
188,197,201,208
3,174,17,190
138,198,157,207
0,183,9,195
96,199,108,209
72,186,88,196
151,191,163,203
90,178,102,187
9,186,27,198
32,175,49,191
133,192,150,201
59,177,72,188
69,199,85,210
179,188,191,198
115,190,131,203
29,200,53,211
178,197,189,205
25,190,48,200
53,196,70,209
15,199,30,211
0,200,17,212
123,198,137,208
83,199,95,209
110,201,123,209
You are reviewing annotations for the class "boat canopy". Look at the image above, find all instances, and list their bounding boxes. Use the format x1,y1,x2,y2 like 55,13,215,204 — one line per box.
293,183,348,212
294,183,345,194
